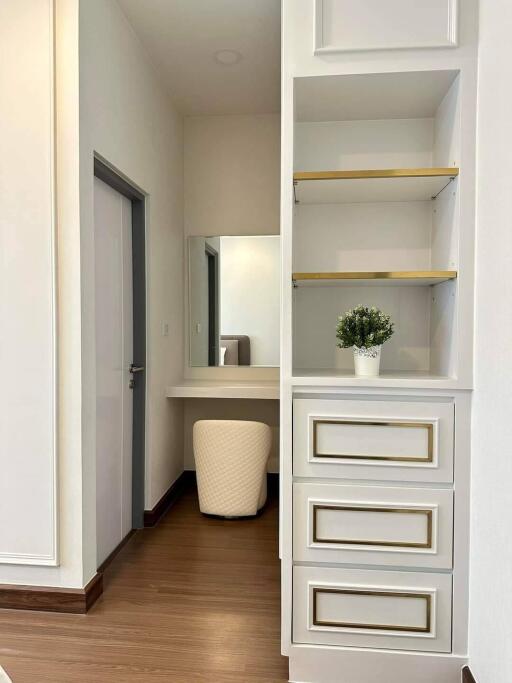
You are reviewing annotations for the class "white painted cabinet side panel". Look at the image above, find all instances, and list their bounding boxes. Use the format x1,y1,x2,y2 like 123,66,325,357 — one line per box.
0,0,57,565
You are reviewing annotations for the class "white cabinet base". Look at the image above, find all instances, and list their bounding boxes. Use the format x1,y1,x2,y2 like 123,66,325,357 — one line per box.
289,644,466,683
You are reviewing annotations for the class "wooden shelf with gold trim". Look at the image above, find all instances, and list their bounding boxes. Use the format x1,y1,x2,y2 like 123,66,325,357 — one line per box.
292,271,457,287
293,167,459,204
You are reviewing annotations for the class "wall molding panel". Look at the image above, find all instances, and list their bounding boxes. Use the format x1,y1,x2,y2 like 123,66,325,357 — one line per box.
0,0,58,566
314,0,459,54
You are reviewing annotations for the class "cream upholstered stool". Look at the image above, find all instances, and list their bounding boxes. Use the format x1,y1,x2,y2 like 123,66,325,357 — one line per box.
193,420,272,517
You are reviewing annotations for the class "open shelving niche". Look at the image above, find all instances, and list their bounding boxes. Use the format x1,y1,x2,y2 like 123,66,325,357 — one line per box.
291,69,462,384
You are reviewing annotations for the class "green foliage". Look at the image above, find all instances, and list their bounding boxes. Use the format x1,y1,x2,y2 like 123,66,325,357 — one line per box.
336,305,394,349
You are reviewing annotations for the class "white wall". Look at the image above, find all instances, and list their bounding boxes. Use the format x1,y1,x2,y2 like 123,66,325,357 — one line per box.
79,0,184,579
183,114,280,469
220,236,280,367
184,113,281,378
185,114,280,236
469,1,512,680
0,0,57,566
184,398,280,473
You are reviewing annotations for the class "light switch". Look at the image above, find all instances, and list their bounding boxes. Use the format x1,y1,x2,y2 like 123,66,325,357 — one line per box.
196,323,202,334
161,322,169,337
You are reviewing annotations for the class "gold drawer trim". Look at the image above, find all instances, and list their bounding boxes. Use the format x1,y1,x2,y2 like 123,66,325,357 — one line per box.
312,587,432,633
312,504,433,549
312,419,434,463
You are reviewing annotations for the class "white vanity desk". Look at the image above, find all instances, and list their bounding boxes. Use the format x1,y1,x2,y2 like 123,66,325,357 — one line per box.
176,233,281,469
166,379,279,400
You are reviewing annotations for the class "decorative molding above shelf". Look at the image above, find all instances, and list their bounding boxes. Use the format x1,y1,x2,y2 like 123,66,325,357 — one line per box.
292,271,458,287
314,0,459,54
293,168,459,204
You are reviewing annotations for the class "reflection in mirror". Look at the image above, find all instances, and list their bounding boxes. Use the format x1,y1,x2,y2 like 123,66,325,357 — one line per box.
188,235,280,367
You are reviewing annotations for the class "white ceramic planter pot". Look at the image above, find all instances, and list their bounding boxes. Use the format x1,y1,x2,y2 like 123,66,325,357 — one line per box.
353,345,382,377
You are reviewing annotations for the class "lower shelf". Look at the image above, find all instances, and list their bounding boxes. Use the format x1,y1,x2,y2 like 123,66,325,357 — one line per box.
292,369,458,390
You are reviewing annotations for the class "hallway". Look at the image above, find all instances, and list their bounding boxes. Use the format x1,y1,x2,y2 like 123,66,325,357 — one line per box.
0,485,288,682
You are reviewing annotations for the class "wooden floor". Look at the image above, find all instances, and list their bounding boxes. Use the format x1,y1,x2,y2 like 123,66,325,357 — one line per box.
0,486,288,682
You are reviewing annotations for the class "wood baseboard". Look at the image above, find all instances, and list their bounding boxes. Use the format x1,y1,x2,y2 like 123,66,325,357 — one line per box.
143,471,194,527
97,529,136,573
462,666,477,683
267,471,279,493
143,471,279,528
0,572,103,614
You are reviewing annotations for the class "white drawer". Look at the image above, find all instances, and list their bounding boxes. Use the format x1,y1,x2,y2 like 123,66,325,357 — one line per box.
293,482,453,569
293,398,454,483
293,566,452,653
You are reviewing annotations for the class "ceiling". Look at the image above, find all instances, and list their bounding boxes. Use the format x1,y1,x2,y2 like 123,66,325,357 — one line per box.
118,0,281,116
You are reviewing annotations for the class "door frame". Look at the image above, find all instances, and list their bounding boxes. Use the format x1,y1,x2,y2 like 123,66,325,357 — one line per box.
205,243,219,366
94,155,146,530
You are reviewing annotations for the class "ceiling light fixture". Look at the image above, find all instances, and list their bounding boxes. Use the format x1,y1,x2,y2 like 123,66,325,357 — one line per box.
213,49,243,66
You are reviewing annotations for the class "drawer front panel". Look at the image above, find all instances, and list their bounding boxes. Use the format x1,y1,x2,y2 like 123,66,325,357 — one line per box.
293,566,452,652
293,398,454,483
314,420,432,462
313,587,431,632
293,483,453,568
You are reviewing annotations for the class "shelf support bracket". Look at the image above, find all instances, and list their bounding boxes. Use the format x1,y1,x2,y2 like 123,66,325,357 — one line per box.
431,176,456,200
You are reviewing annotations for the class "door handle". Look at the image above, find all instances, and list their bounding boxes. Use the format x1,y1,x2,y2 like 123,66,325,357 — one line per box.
129,364,144,390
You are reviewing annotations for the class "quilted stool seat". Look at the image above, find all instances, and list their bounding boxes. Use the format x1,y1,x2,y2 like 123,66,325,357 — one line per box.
193,420,272,517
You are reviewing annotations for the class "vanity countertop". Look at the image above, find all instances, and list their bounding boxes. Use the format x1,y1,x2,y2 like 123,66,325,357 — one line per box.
166,379,280,400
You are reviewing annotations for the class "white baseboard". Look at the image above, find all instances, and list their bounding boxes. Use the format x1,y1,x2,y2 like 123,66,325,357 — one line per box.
289,644,467,683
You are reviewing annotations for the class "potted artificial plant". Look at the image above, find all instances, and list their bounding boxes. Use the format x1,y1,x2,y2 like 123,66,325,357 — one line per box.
336,305,394,377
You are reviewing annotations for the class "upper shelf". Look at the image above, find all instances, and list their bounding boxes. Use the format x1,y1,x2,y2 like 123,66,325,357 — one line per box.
292,271,457,287
293,167,459,204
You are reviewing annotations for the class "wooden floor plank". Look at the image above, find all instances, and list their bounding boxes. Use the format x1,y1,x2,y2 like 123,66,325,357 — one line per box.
0,488,288,682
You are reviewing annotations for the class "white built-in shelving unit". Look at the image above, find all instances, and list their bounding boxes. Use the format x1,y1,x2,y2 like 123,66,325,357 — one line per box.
291,70,466,385
280,3,478,681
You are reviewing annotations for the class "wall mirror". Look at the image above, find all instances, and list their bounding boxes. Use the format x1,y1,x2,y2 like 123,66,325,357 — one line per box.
188,235,280,367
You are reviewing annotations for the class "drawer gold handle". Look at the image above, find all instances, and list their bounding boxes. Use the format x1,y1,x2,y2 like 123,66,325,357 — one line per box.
312,419,434,463
312,504,433,549
312,587,432,633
